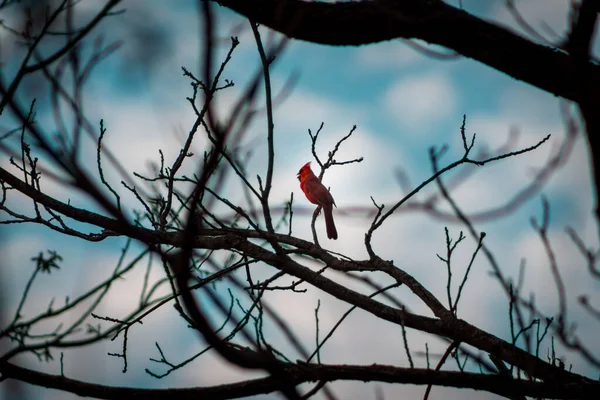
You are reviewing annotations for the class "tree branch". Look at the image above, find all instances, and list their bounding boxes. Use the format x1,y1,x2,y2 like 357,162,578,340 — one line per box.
2,361,598,400
213,0,600,103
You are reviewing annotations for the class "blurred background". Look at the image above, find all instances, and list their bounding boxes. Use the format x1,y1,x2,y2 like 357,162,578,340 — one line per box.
1,0,598,398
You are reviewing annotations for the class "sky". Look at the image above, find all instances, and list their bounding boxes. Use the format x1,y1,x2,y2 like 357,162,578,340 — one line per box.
1,0,599,399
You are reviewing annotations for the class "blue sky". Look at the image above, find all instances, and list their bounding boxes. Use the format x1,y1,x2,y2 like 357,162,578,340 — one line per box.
1,1,599,399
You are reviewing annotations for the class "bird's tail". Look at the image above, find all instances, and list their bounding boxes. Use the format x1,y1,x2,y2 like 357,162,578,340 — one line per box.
324,205,338,240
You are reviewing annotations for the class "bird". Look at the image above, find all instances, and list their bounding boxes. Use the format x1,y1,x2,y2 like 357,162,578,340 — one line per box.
297,162,337,240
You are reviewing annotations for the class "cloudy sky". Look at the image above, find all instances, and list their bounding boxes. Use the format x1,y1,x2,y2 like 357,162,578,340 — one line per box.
1,0,599,399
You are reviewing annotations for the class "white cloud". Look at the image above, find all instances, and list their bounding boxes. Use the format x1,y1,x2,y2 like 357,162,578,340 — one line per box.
385,73,458,131
272,89,366,130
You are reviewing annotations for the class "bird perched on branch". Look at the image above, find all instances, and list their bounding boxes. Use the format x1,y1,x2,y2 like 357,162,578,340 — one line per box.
297,162,337,240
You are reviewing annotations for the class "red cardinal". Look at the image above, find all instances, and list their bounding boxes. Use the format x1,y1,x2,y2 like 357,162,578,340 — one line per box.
297,162,337,240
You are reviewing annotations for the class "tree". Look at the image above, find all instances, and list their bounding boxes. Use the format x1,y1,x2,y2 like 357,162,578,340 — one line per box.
1,0,599,399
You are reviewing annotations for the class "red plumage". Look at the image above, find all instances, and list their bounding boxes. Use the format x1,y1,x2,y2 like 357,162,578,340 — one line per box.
297,162,337,240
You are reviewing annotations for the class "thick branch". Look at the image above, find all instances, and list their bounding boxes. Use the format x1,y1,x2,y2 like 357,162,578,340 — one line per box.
1,361,598,400
213,0,600,103
565,0,600,230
